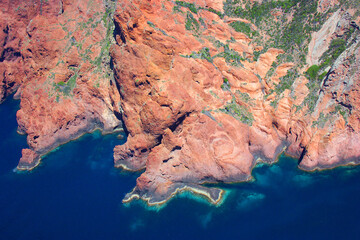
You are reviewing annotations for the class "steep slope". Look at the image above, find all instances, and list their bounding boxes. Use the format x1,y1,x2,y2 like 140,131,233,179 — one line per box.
0,0,122,169
112,0,360,204
1,0,360,206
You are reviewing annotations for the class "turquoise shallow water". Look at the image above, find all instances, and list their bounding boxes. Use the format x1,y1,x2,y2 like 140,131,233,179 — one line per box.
1,96,360,239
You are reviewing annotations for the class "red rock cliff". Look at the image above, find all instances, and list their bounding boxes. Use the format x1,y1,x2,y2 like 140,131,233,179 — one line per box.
111,0,360,204
0,0,122,169
1,0,360,205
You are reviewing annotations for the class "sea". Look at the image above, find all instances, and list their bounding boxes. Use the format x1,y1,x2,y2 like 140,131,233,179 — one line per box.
1,96,360,240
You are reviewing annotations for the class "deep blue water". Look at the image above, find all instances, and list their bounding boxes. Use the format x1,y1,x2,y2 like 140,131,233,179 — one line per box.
1,97,360,240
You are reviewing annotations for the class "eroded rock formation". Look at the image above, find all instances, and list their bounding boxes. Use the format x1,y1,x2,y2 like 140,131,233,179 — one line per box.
1,0,122,169
112,0,360,204
1,0,360,205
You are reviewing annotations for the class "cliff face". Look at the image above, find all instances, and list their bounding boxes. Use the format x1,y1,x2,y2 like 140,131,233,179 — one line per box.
112,0,284,203
112,0,360,204
297,9,360,170
1,0,360,205
0,0,122,169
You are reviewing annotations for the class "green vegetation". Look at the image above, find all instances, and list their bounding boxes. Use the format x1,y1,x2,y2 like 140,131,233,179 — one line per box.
206,7,224,19
185,12,200,32
175,0,358,118
221,78,231,90
213,42,245,67
223,0,327,110
224,0,327,67
302,69,322,113
229,21,257,37
339,0,360,20
319,39,346,68
223,0,359,115
311,103,351,128
182,42,245,67
181,47,213,63
173,5,184,13
57,81,65,86
263,67,299,108
175,1,198,14
175,1,224,18
224,0,297,23
49,0,117,99
334,104,350,124
53,70,79,96
312,112,331,128
305,65,320,80
265,67,276,79
220,97,254,126
236,90,253,105
193,47,212,62
147,21,156,28
303,26,356,112
210,90,219,99
275,69,298,95
253,50,263,62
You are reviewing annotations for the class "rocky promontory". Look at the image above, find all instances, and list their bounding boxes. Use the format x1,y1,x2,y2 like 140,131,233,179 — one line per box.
1,0,360,205
1,0,122,169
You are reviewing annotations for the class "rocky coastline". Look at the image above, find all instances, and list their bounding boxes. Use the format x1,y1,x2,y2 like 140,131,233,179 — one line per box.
1,0,360,206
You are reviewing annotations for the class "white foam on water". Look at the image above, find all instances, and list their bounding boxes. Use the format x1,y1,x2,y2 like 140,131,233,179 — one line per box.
176,190,215,206
122,198,168,212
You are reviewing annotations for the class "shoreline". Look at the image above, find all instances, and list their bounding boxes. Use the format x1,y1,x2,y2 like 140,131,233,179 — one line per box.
14,123,360,208
299,160,360,173
16,127,125,172
122,149,360,208
122,185,225,208
114,163,146,173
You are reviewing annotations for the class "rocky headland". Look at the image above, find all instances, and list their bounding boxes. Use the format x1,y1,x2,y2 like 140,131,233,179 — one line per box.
1,0,360,205
0,0,122,169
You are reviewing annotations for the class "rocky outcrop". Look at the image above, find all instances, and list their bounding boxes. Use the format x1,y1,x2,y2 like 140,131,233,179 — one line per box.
112,0,360,205
299,34,360,170
307,9,352,66
318,0,340,13
111,0,292,204
0,0,122,169
1,0,360,206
